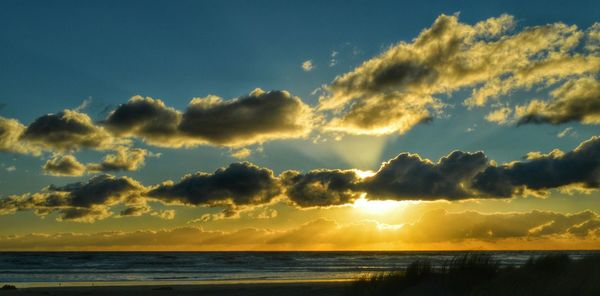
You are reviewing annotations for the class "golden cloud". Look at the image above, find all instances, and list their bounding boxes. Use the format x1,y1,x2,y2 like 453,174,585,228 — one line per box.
318,14,599,135
0,209,597,250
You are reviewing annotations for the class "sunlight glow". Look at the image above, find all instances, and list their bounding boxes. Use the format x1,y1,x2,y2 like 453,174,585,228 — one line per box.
353,195,403,215
354,170,376,179
331,136,387,169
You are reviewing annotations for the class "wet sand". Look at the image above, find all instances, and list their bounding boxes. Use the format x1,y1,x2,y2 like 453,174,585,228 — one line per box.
1,282,349,296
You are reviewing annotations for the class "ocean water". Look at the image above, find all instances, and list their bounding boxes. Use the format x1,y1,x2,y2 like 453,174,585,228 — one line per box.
0,251,597,287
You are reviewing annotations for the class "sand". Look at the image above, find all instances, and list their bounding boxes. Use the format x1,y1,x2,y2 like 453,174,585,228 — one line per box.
1,282,349,296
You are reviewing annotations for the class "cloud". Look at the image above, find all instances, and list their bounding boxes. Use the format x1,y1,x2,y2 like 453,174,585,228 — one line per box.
557,127,575,138
249,207,278,219
189,208,240,223
283,136,600,204
21,109,118,152
103,96,182,147
87,147,149,172
485,107,513,125
0,117,39,155
2,137,599,220
362,151,490,200
188,206,277,223
281,169,362,207
516,77,600,125
472,136,600,197
42,154,87,176
323,93,443,135
586,22,600,53
151,209,176,220
51,174,146,208
119,205,151,217
0,209,597,250
302,60,314,71
0,90,312,183
329,51,338,67
118,206,175,220
104,89,314,148
57,207,112,223
0,174,146,222
43,148,151,176
148,162,282,209
318,14,599,135
230,148,252,159
569,219,600,237
400,209,599,243
74,97,93,112
179,89,314,146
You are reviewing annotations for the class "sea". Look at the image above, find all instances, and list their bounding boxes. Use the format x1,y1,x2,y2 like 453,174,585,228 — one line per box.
0,251,598,287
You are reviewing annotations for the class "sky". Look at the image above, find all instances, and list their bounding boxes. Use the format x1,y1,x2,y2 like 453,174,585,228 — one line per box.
0,0,599,250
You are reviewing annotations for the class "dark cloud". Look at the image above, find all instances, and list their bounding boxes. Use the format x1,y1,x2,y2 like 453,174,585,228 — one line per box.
0,175,146,222
362,151,490,200
57,207,111,222
20,110,116,151
517,77,600,125
282,136,599,204
119,205,151,217
179,89,313,146
281,169,362,207
369,61,437,92
49,174,145,208
102,89,313,148
148,162,281,207
42,154,86,176
279,151,493,207
472,136,600,197
2,89,314,156
103,96,181,147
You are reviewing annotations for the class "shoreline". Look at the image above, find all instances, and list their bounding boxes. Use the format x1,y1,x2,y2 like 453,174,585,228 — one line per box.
2,282,350,296
3,278,354,289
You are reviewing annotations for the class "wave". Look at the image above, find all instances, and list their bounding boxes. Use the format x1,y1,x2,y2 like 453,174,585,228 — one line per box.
1,251,598,284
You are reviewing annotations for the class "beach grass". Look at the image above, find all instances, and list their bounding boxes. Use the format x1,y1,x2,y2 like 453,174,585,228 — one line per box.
344,253,600,296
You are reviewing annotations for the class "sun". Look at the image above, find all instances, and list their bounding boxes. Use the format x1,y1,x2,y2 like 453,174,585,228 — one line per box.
352,195,402,215
354,169,376,178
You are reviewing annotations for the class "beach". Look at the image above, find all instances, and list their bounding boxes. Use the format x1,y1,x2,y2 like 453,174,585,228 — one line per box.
2,251,598,296
2,282,349,296
3,251,583,284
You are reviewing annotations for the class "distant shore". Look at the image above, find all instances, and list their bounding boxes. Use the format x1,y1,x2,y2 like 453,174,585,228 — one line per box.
2,282,350,296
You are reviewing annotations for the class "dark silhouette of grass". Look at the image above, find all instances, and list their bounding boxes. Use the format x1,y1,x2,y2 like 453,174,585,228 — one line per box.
1,284,17,290
344,253,600,296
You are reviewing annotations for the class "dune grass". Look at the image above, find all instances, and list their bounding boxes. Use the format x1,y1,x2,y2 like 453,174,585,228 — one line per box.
344,253,600,296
